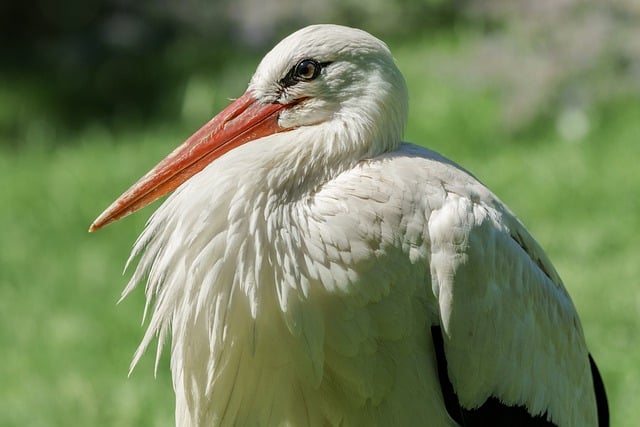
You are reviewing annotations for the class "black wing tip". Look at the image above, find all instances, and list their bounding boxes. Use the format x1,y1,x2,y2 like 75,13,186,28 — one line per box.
431,326,464,424
589,353,610,427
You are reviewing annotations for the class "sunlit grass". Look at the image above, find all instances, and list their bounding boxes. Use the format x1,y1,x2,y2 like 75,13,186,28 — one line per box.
1,34,637,426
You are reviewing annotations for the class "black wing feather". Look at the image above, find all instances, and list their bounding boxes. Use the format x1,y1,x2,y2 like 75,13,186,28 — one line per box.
589,353,609,427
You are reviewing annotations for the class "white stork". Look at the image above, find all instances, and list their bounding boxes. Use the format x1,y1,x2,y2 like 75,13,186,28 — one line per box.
90,24,608,426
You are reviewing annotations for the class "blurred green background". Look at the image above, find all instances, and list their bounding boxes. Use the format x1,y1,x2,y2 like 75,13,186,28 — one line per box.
1,0,639,425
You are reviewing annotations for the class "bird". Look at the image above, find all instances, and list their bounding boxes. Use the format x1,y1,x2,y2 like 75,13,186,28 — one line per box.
90,24,608,427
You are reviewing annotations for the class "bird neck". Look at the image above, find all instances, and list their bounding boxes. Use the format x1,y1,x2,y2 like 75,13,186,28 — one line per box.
257,119,399,203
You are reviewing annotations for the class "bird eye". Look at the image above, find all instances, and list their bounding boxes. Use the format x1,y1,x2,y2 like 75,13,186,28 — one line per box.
294,59,320,80
279,59,331,89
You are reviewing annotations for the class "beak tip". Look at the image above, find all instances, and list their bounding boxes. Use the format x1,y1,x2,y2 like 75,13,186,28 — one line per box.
89,212,111,233
88,219,102,233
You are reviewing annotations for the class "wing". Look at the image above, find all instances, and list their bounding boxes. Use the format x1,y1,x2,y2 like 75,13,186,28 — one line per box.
427,178,605,426
344,143,607,426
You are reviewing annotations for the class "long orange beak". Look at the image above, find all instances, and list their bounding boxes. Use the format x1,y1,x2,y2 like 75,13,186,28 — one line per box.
89,91,290,232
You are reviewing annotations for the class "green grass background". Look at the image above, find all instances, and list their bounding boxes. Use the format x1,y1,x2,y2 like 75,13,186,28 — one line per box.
1,35,638,426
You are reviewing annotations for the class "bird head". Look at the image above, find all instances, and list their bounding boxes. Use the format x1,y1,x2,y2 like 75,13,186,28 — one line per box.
90,24,408,232
250,24,408,147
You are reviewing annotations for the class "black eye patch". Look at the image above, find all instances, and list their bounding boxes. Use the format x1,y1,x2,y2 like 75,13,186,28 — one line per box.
280,59,332,88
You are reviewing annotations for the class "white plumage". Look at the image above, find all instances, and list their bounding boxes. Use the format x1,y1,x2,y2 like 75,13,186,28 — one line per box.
91,24,607,427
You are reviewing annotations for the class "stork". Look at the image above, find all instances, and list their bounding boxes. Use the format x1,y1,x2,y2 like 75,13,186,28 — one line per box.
90,24,608,426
